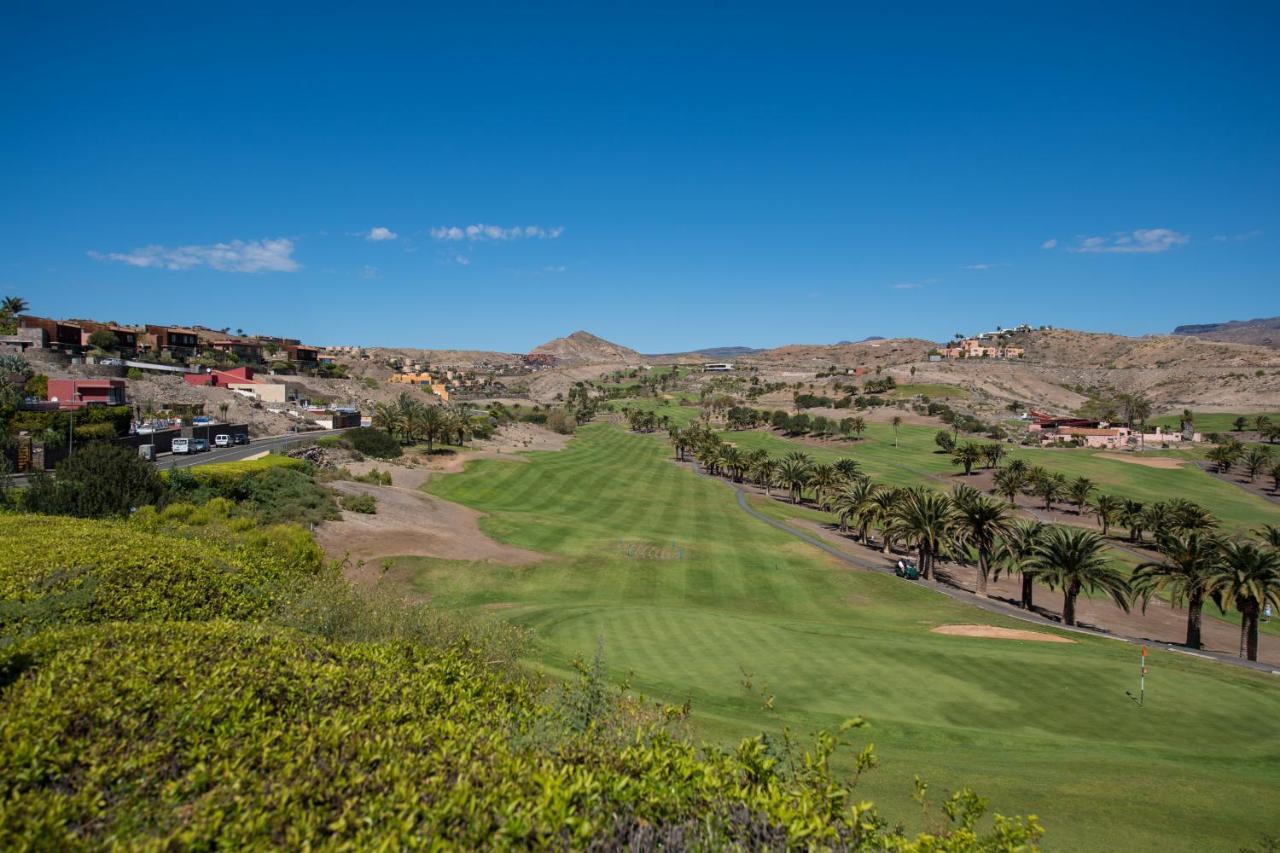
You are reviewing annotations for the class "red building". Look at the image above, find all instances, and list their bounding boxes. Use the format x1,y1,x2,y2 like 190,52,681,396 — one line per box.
46,378,127,410
184,366,258,387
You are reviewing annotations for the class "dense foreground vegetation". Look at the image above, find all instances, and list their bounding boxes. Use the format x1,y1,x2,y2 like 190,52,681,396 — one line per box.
426,425,1280,852
1,446,1045,848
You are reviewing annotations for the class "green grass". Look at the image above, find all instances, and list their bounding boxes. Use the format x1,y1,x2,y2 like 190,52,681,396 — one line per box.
716,422,1278,535
419,424,1280,852
893,382,967,399
1148,411,1280,434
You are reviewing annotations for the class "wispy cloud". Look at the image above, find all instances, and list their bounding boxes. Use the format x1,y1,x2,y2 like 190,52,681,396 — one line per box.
1213,229,1261,243
891,282,923,290
543,265,566,273
1066,228,1189,254
89,238,299,273
1041,238,1058,250
430,224,564,242
364,226,397,242
453,254,471,266
962,262,1006,270
360,265,381,279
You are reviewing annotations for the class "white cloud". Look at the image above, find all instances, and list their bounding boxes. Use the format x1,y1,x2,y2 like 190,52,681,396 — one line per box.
1213,229,1261,242
1067,228,1189,254
89,238,299,273
365,226,397,242
360,265,381,279
430,224,564,242
454,254,471,266
1041,238,1058,250
892,282,922,290
543,265,566,273
963,262,1008,270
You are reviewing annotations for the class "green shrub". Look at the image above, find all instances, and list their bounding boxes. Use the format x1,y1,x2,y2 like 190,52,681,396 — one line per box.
346,428,402,458
240,468,339,526
0,514,321,636
340,493,377,514
126,367,144,380
0,622,1040,850
23,443,165,518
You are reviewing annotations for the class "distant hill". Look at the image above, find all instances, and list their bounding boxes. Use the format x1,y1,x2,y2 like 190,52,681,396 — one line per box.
528,330,642,365
1172,316,1280,349
644,345,761,359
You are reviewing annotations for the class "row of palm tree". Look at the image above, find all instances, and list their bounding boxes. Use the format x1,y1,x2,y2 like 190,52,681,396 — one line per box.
371,391,473,451
667,424,1280,660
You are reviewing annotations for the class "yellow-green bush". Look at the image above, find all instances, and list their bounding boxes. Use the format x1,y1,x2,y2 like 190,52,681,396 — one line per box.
162,454,303,490
0,622,1039,850
0,514,321,634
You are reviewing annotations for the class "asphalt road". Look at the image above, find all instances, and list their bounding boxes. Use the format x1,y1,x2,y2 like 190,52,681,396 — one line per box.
157,427,357,470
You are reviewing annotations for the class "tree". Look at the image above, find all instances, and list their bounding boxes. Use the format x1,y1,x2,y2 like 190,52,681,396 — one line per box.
1030,471,1066,511
217,401,230,422
777,454,811,504
934,430,955,453
994,520,1046,610
1132,532,1221,649
1243,446,1272,483
951,486,1014,596
992,466,1026,506
1066,477,1095,515
868,487,902,553
371,402,404,441
981,443,1005,469
832,478,879,540
1119,499,1146,543
24,442,165,518
833,457,863,483
951,442,982,476
87,328,118,352
888,487,957,580
1207,440,1242,474
752,456,778,496
1232,416,1248,432
1257,523,1280,550
1030,527,1131,627
1256,414,1272,434
1090,493,1123,537
891,415,903,447
1208,540,1280,661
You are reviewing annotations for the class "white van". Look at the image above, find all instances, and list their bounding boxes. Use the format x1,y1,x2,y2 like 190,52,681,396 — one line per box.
214,434,231,448
172,438,191,454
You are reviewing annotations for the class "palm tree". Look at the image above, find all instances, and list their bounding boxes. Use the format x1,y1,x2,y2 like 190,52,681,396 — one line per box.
217,401,230,422
1090,493,1123,537
832,478,879,539
372,402,404,441
1208,541,1280,661
1119,499,1146,543
777,456,811,504
869,487,902,553
888,487,957,580
951,442,982,476
1066,477,1095,515
1256,414,1272,434
1207,443,1240,474
951,486,1014,596
808,463,842,510
833,457,863,483
1,295,29,315
1132,532,1221,649
981,443,1006,469
848,416,867,439
753,456,778,496
1257,524,1280,550
721,446,746,482
994,520,1046,610
1031,472,1067,512
1243,446,1272,483
1167,499,1218,536
891,415,902,447
992,466,1026,505
1030,526,1131,627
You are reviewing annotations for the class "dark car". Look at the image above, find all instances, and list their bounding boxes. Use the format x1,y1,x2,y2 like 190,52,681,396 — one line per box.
233,433,250,446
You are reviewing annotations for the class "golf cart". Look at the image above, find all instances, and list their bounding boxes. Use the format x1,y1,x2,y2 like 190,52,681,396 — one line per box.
894,558,920,580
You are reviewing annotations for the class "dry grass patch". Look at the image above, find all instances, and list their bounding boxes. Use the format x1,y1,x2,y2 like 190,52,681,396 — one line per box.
931,624,1076,643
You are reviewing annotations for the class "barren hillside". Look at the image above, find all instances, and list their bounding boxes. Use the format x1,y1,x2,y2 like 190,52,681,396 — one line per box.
528,331,643,366
1172,315,1280,349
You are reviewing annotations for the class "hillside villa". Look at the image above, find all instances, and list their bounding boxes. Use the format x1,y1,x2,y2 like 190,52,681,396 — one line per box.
942,338,1025,359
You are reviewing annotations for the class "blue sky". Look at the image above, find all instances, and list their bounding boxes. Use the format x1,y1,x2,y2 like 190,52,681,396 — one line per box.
2,3,1277,352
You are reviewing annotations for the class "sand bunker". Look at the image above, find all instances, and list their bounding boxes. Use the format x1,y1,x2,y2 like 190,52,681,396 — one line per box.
1098,453,1186,469
317,481,544,568
931,624,1075,643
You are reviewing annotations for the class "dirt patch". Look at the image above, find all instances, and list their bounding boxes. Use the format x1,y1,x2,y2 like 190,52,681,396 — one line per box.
1098,453,1186,469
931,624,1075,643
316,480,544,571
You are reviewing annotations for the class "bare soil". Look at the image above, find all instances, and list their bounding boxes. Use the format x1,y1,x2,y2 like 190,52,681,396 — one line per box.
931,624,1075,643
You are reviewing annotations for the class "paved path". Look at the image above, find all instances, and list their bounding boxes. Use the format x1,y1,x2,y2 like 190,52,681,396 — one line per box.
692,461,1279,676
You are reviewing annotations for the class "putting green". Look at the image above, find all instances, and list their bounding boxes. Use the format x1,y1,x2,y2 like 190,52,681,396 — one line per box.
419,424,1280,852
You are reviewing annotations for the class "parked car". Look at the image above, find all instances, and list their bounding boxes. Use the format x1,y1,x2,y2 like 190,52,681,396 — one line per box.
214,434,231,448
171,438,191,454
191,438,209,453
232,433,250,446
